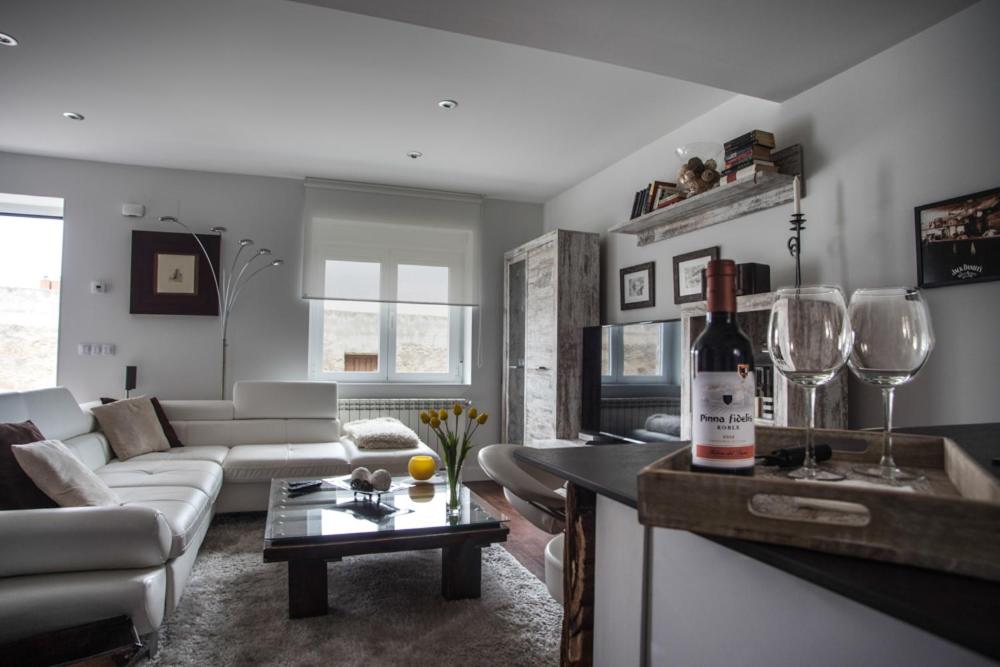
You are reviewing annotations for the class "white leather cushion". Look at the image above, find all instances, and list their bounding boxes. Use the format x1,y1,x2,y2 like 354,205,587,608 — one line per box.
127,446,229,465
115,485,213,558
286,419,340,443
169,419,287,447
12,439,121,507
158,400,234,421
62,432,114,471
340,438,440,474
97,459,224,500
21,388,94,441
233,381,338,419
223,442,350,482
0,567,167,642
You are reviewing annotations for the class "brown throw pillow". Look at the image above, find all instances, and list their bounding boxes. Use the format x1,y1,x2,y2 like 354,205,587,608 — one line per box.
101,396,183,447
0,420,59,510
12,439,121,507
91,397,170,461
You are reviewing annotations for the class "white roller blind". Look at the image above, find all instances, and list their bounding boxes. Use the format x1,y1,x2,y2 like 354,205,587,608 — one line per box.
301,178,482,306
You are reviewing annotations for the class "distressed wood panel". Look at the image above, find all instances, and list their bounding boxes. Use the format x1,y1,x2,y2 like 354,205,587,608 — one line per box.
556,231,601,439
525,368,557,441
525,240,557,370
609,146,804,247
563,483,596,667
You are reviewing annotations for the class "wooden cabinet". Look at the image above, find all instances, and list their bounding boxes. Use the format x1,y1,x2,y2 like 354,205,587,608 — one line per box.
503,230,599,444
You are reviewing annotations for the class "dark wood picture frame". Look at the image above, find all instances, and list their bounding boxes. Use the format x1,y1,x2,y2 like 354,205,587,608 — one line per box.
914,186,1000,289
672,246,720,304
130,230,220,316
620,262,655,310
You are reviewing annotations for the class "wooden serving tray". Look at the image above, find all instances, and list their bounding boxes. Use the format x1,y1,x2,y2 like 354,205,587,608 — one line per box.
637,426,1000,581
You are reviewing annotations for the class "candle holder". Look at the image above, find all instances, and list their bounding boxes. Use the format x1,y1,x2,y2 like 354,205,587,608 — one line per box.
787,212,805,288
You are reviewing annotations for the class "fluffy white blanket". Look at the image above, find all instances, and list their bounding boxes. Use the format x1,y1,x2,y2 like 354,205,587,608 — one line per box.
343,417,420,450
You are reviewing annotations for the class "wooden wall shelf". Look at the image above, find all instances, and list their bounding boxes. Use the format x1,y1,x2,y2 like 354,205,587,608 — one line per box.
610,144,803,247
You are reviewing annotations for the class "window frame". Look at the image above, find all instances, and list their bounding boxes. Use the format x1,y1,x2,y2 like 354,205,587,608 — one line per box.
307,263,466,384
601,323,669,385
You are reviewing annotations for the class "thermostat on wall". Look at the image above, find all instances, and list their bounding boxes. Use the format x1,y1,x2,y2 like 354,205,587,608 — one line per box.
121,203,145,218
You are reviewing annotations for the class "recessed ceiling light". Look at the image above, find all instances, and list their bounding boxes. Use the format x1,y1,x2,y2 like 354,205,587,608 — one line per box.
437,99,458,110
407,151,423,159
62,112,85,121
0,32,17,47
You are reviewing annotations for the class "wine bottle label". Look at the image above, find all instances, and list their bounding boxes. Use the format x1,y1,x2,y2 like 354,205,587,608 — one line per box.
692,370,755,468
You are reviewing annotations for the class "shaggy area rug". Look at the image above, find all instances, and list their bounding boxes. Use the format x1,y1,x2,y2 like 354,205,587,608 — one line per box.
148,514,562,666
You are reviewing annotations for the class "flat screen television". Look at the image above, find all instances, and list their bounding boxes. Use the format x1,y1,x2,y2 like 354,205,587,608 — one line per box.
580,319,683,443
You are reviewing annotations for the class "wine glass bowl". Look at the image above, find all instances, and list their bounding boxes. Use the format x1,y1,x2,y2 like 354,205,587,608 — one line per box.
848,287,934,481
767,286,853,481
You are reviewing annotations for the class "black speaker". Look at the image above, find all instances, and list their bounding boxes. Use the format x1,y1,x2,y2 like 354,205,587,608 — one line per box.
125,365,137,395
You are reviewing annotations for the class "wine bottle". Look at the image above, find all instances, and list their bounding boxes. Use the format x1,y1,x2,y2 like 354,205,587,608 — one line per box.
690,259,756,475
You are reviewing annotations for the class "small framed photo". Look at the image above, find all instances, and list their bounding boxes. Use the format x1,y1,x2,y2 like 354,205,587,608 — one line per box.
672,246,720,304
130,230,220,315
620,262,655,310
915,187,1000,288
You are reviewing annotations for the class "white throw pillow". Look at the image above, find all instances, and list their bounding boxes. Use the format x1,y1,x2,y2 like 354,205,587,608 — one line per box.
343,417,420,449
11,439,121,507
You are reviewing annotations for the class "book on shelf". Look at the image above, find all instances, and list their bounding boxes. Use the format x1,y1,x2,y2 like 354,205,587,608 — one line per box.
723,129,776,153
630,190,642,219
724,144,772,163
723,163,778,184
723,157,775,174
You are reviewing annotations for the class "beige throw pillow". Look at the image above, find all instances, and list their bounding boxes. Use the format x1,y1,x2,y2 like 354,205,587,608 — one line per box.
91,396,170,461
12,439,121,507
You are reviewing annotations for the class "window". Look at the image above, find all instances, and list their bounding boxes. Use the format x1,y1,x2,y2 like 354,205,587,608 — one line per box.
602,322,669,384
309,260,465,383
0,193,64,391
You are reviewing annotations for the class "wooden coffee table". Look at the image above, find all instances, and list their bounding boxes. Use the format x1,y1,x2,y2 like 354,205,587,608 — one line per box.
263,478,509,618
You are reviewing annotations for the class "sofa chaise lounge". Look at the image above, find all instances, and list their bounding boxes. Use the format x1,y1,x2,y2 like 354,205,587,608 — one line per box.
0,381,439,646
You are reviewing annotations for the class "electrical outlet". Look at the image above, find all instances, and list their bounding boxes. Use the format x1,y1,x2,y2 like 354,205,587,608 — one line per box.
78,343,92,356
100,343,116,356
90,281,109,294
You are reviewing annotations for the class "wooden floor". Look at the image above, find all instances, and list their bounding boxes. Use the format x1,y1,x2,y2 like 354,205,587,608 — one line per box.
467,480,552,581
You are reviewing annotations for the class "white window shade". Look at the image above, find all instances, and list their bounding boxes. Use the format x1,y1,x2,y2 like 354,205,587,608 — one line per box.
302,179,482,306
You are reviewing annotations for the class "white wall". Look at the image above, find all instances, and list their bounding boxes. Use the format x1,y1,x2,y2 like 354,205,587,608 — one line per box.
544,1,1000,429
0,154,544,457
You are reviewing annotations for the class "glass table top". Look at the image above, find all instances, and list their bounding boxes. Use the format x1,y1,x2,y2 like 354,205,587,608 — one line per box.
264,478,507,543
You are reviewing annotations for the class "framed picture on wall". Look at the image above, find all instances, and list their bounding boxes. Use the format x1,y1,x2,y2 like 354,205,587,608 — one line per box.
914,187,1000,288
130,230,220,315
620,262,655,310
672,246,720,304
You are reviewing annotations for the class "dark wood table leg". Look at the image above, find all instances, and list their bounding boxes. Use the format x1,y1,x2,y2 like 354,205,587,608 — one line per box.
563,482,596,667
441,541,482,600
287,558,328,618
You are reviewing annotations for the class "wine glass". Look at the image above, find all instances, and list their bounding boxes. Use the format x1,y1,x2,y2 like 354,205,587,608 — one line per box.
767,286,853,481
847,287,934,481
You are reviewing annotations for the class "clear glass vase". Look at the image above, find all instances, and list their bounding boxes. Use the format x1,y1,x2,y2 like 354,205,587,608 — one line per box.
445,466,461,517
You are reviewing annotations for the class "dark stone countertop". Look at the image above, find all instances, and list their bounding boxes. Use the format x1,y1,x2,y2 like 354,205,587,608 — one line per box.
515,423,1000,662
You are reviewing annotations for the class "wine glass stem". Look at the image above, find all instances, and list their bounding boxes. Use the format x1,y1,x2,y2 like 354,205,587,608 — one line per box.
880,387,896,472
804,385,818,473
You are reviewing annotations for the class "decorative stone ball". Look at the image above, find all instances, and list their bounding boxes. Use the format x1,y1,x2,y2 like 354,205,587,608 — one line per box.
371,469,392,492
350,478,374,492
350,467,372,483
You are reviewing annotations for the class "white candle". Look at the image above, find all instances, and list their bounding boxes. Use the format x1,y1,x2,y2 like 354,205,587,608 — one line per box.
793,175,801,215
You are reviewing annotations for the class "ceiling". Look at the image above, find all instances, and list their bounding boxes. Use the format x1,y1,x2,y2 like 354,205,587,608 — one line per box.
293,0,976,102
0,0,973,202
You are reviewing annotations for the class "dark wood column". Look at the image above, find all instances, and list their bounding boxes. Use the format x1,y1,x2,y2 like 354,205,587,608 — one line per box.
562,482,596,666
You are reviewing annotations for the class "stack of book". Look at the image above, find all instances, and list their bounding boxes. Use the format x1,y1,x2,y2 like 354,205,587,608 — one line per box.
722,130,777,183
630,180,681,219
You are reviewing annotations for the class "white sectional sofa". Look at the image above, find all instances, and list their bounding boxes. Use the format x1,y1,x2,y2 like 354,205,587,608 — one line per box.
0,381,439,646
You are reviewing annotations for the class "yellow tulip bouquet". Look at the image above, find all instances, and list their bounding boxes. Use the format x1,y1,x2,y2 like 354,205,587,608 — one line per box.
420,403,488,513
